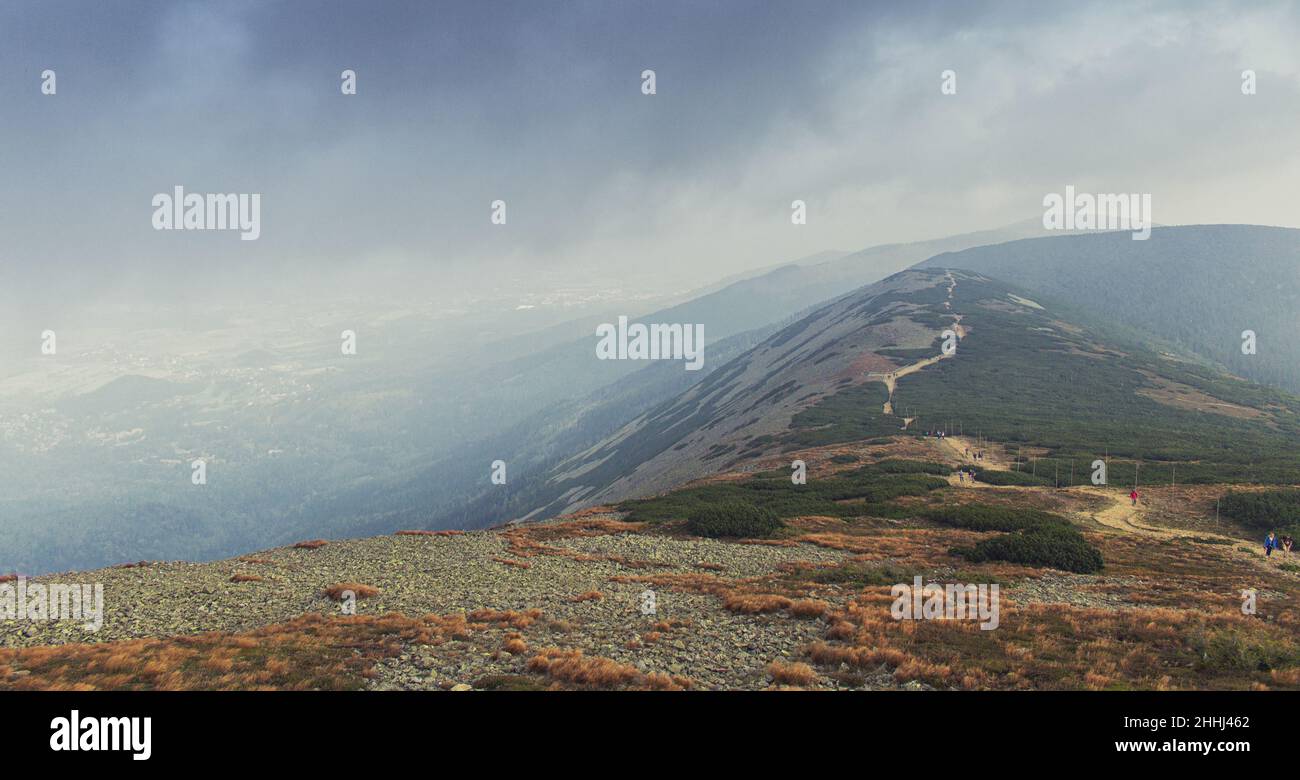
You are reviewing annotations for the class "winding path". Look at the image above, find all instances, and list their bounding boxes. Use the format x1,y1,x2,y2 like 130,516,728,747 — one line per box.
871,272,965,420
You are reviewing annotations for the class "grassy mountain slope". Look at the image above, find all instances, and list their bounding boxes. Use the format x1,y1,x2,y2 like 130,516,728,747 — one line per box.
918,225,1300,392
528,266,1300,520
342,224,1072,536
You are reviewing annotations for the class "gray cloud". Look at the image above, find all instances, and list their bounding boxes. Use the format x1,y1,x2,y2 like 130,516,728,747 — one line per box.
2,0,1298,319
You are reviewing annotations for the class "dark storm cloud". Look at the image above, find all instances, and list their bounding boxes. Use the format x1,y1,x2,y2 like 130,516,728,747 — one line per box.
1,0,1299,316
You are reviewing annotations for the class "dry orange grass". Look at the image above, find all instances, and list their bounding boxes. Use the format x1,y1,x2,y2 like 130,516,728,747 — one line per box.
787,516,850,533
653,618,690,632
799,529,981,566
229,574,263,583
767,660,817,687
323,583,380,600
789,599,830,619
571,590,604,603
292,540,328,550
499,517,655,570
0,574,16,584
492,557,533,569
0,612,474,691
795,576,1300,691
467,608,544,629
526,647,692,690
503,636,529,655
723,593,792,614
1271,668,1300,686
642,671,694,691
527,647,640,686
608,571,730,596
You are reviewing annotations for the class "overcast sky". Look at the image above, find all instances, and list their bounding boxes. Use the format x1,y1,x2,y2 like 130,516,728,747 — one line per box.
2,0,1300,314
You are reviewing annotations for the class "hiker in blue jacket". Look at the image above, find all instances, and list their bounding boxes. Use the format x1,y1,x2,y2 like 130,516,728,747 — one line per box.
1265,531,1278,557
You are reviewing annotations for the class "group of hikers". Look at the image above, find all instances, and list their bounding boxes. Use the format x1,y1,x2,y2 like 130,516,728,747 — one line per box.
1130,492,1291,560
1265,531,1295,557
922,430,987,467
935,436,1296,563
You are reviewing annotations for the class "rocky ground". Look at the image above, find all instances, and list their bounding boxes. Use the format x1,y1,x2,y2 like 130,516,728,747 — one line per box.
3,441,1297,691
2,517,892,690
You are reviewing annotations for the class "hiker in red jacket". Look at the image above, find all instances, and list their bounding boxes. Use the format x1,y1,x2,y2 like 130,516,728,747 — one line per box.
1129,489,1140,506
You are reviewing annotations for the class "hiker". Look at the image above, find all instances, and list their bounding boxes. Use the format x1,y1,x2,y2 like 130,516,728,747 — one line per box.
1129,489,1139,507
1265,532,1278,557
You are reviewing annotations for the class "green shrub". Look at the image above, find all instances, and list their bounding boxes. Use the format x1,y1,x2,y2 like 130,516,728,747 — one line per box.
620,459,947,523
925,504,1067,532
870,459,951,475
685,502,784,538
809,562,915,587
938,504,1104,573
1220,489,1300,532
970,468,1054,487
1194,628,1300,672
950,525,1104,573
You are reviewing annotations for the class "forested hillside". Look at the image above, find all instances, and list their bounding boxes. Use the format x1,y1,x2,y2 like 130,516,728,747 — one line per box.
919,225,1300,392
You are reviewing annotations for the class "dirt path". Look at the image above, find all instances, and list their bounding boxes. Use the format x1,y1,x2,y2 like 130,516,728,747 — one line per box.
935,434,1011,469
1068,486,1187,537
874,272,964,417
880,354,948,415
931,435,1240,541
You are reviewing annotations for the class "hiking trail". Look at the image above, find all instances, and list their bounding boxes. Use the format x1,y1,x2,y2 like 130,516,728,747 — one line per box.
874,272,964,419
